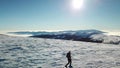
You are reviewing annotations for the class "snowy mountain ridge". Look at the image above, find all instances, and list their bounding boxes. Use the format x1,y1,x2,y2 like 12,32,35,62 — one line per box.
8,29,104,35
8,29,120,44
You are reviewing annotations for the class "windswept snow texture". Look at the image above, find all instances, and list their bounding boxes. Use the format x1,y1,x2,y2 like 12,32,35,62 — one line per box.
9,30,120,44
0,34,120,68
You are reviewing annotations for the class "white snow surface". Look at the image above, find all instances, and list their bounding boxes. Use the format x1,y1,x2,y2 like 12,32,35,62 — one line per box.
0,34,120,68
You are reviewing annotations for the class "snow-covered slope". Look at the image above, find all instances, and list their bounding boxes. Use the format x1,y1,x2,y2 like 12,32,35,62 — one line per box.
0,34,120,68
91,34,120,44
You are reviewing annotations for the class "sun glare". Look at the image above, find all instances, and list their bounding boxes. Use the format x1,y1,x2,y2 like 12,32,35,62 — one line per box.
71,0,84,10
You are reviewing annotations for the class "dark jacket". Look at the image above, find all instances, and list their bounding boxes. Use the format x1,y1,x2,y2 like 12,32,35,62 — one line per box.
66,52,71,60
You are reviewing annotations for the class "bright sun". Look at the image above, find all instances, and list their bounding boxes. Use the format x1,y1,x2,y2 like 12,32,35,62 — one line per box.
71,0,84,10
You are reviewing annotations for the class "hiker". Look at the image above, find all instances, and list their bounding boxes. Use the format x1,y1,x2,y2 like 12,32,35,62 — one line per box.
65,51,72,68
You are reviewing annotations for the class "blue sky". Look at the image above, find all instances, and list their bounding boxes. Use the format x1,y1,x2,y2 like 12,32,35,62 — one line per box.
0,0,120,32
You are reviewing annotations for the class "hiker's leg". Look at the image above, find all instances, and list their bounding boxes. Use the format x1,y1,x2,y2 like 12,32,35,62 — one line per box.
69,59,72,66
70,62,72,66
65,62,69,68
